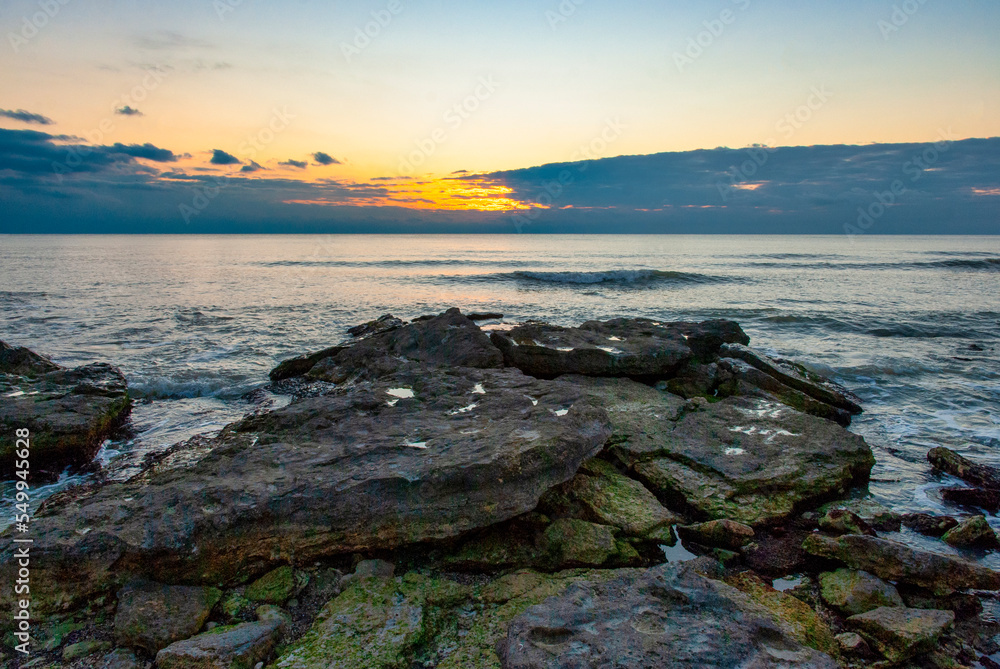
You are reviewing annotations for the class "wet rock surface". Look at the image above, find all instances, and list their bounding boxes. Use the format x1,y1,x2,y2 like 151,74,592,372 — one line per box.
0,341,132,481
14,309,994,668
610,396,874,526
4,363,609,610
803,534,1000,595
497,562,838,668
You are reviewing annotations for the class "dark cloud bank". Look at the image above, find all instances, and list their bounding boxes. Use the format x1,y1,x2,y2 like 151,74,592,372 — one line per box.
0,126,997,234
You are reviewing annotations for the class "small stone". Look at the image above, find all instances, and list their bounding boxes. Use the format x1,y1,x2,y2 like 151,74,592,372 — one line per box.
818,508,876,536
819,569,903,616
155,620,284,669
98,648,144,669
246,565,295,604
62,640,112,661
942,515,1000,548
901,513,959,537
255,605,292,632
113,581,222,654
678,519,755,550
835,632,870,655
220,591,251,621
818,498,901,532
847,606,954,663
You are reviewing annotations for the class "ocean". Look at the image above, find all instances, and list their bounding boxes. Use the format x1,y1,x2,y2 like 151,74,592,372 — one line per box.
2,234,999,559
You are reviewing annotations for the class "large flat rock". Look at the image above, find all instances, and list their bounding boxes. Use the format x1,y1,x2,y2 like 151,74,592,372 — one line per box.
497,563,838,668
610,395,874,526
0,342,131,481
0,364,609,612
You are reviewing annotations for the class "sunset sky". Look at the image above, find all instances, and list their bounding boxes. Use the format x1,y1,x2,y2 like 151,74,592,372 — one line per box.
1,0,998,232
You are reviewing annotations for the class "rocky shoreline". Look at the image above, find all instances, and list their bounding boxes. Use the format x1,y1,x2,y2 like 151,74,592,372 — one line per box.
2,308,999,668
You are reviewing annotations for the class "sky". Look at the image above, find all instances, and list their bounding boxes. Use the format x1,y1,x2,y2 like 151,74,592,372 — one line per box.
0,0,998,233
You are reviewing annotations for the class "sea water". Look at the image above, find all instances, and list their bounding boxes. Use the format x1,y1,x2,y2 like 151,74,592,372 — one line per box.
2,234,998,554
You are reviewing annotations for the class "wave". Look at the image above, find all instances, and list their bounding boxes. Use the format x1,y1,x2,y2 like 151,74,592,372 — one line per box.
258,259,524,268
746,258,1000,271
128,374,253,400
500,269,732,286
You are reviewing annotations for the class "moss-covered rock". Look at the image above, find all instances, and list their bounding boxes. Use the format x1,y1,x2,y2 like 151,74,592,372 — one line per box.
818,568,903,616
543,518,618,566
273,571,471,669
847,606,954,663
942,514,1000,548
726,571,840,659
245,565,295,604
61,640,112,661
113,581,222,654
539,458,680,537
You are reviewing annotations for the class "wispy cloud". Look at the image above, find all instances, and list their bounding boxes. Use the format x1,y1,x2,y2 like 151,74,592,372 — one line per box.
115,106,144,117
280,159,307,169
0,109,54,125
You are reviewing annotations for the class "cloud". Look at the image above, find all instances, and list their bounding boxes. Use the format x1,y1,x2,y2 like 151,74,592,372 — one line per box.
110,143,176,162
210,149,241,165
135,30,212,50
0,109,54,125
0,128,177,175
115,106,144,116
280,159,308,169
240,161,265,173
312,152,341,165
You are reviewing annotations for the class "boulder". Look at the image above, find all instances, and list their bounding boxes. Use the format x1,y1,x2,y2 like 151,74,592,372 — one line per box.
928,446,1000,489
901,513,959,537
346,313,405,338
835,632,870,656
817,498,901,532
818,569,903,616
308,308,503,382
0,340,59,376
490,321,691,380
677,519,755,550
847,606,954,663
245,565,295,604
538,457,680,537
719,343,863,415
497,563,838,668
803,534,1000,595
942,514,1000,548
542,518,621,567
273,570,471,669
268,345,346,381
716,357,853,426
1,365,609,612
724,571,839,657
611,396,874,526
941,486,1000,512
818,509,876,536
113,581,222,654
154,617,285,669
0,350,131,481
